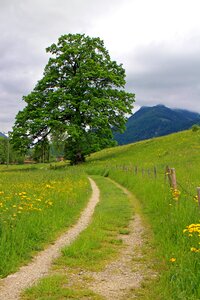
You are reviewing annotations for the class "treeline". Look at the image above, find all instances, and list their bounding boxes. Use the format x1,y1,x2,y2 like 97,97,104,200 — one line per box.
31,137,65,163
0,136,65,164
0,137,24,164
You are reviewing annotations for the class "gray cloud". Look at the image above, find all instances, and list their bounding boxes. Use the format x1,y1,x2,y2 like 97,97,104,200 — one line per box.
126,42,200,112
0,0,123,131
1,0,200,132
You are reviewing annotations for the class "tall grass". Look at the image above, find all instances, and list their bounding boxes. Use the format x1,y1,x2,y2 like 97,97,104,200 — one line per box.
0,165,90,277
86,129,200,299
1,129,199,298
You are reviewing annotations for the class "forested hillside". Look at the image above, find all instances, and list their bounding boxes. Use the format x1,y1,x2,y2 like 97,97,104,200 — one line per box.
115,104,200,144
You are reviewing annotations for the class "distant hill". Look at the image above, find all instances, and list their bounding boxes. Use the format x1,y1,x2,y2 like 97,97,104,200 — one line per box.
114,105,200,145
0,132,7,138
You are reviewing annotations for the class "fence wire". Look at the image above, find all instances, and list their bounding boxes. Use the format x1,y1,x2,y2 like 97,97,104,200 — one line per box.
177,180,197,200
109,164,199,204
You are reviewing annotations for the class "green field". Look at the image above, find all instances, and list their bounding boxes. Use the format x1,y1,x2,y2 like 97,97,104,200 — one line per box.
85,129,200,299
0,164,90,277
1,129,200,299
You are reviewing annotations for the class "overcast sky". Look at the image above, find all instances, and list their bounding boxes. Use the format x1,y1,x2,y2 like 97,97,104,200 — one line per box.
1,0,200,132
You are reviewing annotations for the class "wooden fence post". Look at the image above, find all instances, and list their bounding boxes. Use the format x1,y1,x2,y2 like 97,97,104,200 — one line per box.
154,166,157,178
171,168,177,189
197,187,200,207
135,166,138,175
165,166,172,186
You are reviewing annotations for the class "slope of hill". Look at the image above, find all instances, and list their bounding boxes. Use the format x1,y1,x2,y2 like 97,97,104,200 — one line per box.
0,132,7,138
88,129,200,300
114,104,200,145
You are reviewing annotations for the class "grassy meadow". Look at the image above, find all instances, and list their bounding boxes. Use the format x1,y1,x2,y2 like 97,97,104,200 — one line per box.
0,129,199,300
85,129,200,299
0,164,91,277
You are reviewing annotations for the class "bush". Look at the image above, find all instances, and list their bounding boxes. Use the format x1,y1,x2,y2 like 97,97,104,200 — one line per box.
191,124,200,132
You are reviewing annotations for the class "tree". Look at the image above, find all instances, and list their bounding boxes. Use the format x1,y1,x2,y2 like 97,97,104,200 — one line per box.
50,131,66,161
0,137,7,164
11,34,135,164
32,138,50,163
0,136,24,164
191,124,200,132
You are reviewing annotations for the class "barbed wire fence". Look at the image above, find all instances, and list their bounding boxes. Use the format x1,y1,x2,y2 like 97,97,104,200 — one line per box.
104,163,200,208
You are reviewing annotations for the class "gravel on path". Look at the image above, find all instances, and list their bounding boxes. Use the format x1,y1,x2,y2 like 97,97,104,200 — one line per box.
63,179,155,300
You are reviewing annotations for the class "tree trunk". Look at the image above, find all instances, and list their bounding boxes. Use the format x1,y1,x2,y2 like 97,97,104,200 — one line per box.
71,152,85,165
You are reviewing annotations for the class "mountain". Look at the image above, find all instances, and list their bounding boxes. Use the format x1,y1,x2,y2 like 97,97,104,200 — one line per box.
0,132,7,138
114,105,200,145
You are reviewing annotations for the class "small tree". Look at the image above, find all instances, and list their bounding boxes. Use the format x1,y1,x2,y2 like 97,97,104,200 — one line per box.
0,137,7,164
11,34,135,164
32,138,50,163
0,136,24,164
50,131,66,161
191,124,200,132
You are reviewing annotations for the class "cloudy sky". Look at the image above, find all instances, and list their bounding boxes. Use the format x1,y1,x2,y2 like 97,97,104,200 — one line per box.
1,0,200,132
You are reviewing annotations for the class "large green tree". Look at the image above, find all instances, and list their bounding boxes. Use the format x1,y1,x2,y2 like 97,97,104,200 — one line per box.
11,34,135,164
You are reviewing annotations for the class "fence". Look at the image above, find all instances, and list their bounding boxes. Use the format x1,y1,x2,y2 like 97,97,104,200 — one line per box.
105,164,200,208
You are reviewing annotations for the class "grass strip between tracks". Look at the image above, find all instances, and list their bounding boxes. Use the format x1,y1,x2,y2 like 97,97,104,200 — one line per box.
22,175,134,299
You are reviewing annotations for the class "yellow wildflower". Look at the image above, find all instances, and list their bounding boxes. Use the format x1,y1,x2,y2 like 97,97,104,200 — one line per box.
46,184,53,188
171,188,181,201
170,257,176,262
190,247,199,253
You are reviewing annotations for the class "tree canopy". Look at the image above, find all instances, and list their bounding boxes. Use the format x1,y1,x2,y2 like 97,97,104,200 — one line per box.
11,34,135,164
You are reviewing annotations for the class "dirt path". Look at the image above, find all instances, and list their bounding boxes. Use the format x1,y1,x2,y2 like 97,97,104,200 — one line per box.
68,214,145,300
62,179,154,300
88,214,144,299
0,177,100,300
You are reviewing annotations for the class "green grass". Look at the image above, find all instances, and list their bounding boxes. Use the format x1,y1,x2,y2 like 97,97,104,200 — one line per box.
22,274,103,300
57,176,132,270
2,129,200,299
84,129,200,300
22,175,133,299
0,165,90,277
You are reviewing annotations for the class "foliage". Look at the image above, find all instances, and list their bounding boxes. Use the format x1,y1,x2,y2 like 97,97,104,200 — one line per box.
0,137,24,164
32,138,50,163
0,137,7,164
49,131,66,161
191,124,200,132
11,33,135,164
